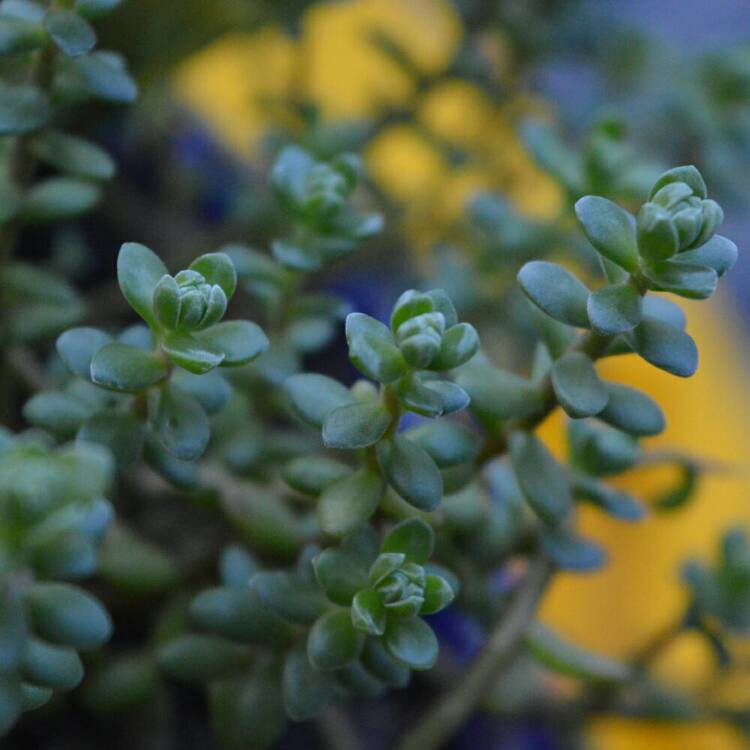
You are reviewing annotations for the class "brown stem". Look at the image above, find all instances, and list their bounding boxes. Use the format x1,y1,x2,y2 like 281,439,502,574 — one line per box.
394,555,554,750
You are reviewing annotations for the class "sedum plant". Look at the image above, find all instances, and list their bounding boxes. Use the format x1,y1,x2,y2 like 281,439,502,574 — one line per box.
0,5,748,746
2,139,743,747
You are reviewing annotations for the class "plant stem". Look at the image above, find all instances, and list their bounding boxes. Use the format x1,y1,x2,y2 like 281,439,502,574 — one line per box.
394,555,554,750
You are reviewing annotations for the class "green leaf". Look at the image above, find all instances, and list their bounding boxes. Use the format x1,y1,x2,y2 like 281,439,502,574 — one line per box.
642,297,686,330
21,177,100,222
550,352,608,418
90,342,167,392
19,683,50,713
368,553,405,586
282,456,351,496
625,318,698,377
317,468,385,538
525,621,630,682
569,421,640,477
25,583,111,650
285,373,354,428
391,290,435,331
539,527,606,572
0,83,49,135
187,252,237,299
190,586,293,647
154,385,209,461
171,369,231,416
432,322,480,370
636,202,679,262
158,634,252,684
456,362,545,421
44,9,96,57
674,235,737,278
424,380,469,415
420,575,456,615
271,145,315,205
649,165,706,201
307,610,363,670
392,372,444,417
80,653,158,713
322,400,392,450
642,260,717,300
598,382,665,436
349,332,407,384
117,242,168,329
98,523,179,596
573,475,645,522
22,391,92,438
346,311,393,343
77,411,144,469
381,518,434,564
21,638,83,690
351,589,386,636
376,435,443,512
282,645,337,722
517,261,590,328
162,331,225,374
313,549,368,606
193,320,268,366
575,195,639,272
56,327,111,378
361,638,410,688
425,289,458,328
404,421,479,467
509,432,572,524
71,51,138,102
252,572,326,625
271,240,320,272
587,283,642,335
384,617,438,671
31,130,115,181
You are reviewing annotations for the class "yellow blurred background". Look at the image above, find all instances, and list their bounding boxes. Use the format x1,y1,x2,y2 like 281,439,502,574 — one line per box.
172,1,750,746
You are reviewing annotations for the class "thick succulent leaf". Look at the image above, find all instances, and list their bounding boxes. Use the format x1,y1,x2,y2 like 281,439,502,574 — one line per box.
598,382,665,436
539,527,606,572
376,435,443,512
322,400,391,450
575,196,639,272
154,385,209,461
44,9,96,57
625,318,698,377
674,234,737,278
194,320,269,366
162,331,225,374
116,242,168,329
381,519,435,564
587,283,642,335
90,342,167,392
642,260,717,300
550,352,608,418
517,261,590,328
383,617,438,671
307,610,363,671
189,252,237,299
526,621,631,682
317,469,385,538
509,432,572,524
284,373,354,428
